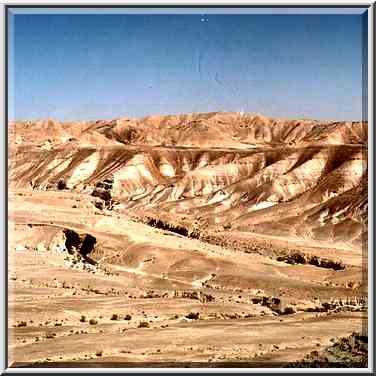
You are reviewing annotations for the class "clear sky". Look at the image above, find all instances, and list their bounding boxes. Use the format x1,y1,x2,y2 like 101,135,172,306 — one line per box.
8,10,367,122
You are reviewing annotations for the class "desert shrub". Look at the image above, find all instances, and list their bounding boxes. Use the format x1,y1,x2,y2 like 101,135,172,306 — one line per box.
185,312,200,320
138,321,150,328
282,306,296,315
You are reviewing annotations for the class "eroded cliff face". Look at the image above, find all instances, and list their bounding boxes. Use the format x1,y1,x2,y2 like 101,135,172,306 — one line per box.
9,112,367,250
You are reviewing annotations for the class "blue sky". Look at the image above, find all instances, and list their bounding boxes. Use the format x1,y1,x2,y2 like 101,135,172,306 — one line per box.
8,10,367,121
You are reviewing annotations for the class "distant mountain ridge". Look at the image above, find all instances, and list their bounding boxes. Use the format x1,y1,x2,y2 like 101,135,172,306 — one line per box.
9,112,367,148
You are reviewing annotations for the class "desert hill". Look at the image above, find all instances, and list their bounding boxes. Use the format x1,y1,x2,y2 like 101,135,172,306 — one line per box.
9,113,367,250
8,112,367,366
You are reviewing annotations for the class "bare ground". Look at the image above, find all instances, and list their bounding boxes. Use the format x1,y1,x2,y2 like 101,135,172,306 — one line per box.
8,190,367,367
